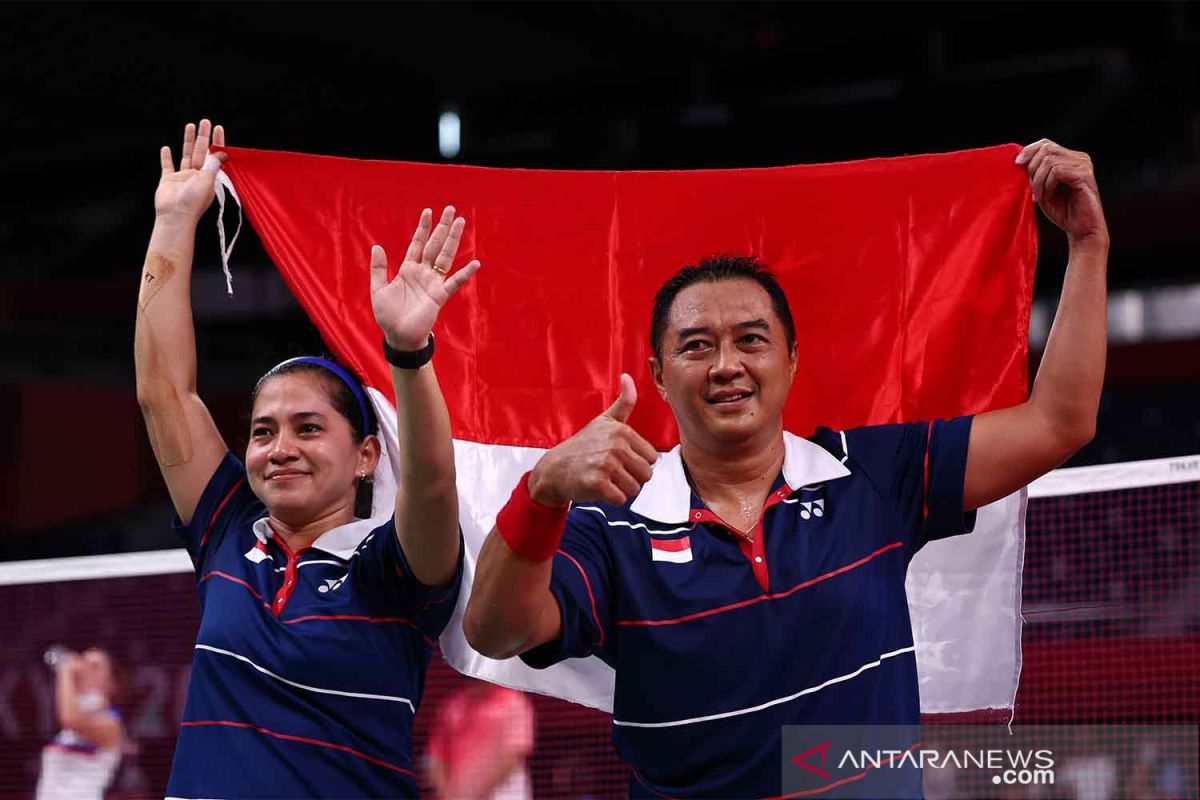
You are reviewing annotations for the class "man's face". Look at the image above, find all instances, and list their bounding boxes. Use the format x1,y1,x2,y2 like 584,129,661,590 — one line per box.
649,278,797,450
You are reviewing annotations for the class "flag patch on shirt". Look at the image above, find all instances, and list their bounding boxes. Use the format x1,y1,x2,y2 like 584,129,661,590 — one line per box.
650,536,692,564
244,543,270,564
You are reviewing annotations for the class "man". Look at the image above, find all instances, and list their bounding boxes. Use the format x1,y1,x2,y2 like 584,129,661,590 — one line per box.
465,140,1107,797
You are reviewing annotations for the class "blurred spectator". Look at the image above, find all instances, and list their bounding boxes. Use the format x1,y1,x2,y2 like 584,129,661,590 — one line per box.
427,681,534,799
35,647,124,800
1058,749,1117,800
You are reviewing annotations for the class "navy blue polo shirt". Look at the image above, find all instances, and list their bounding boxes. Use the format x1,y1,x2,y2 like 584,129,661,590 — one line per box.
166,452,462,799
522,417,975,799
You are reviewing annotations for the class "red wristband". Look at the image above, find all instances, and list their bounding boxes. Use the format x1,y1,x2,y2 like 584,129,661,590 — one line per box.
496,471,569,562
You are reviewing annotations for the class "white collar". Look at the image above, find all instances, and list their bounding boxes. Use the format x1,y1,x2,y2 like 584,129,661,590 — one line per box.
629,431,851,524
250,514,390,561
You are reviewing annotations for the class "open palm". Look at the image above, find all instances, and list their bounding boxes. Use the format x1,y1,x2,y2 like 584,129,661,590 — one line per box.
371,206,482,351
155,119,226,223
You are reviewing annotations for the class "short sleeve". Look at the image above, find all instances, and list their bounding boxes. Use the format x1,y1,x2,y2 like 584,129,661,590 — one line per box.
842,415,976,552
171,452,263,570
520,506,613,669
354,518,464,639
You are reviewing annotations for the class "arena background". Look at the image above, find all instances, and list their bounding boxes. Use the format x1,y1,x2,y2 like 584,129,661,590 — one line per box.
1,3,1197,798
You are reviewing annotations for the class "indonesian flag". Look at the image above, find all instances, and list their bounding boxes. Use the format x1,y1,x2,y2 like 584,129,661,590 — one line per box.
214,144,1035,715
650,536,694,564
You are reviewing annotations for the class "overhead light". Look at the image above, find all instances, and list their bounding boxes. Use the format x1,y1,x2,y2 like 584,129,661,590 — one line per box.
439,110,461,159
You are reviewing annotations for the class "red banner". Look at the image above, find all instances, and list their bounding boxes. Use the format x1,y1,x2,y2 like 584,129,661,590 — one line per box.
218,144,1036,450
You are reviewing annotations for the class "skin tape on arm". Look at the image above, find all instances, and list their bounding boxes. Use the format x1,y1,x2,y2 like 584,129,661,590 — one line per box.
134,308,193,467
138,252,175,311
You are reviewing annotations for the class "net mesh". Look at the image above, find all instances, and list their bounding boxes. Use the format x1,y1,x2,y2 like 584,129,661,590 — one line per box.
0,458,1195,799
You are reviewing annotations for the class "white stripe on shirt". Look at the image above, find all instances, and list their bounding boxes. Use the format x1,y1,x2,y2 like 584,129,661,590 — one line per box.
612,646,916,728
194,644,415,712
574,506,694,535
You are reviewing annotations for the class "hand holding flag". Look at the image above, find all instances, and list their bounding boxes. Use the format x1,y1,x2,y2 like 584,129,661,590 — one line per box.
528,373,658,508
370,206,482,351
1016,139,1108,245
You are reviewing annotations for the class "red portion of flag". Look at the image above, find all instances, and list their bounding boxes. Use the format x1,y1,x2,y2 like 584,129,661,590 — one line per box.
217,145,1036,450
650,537,691,553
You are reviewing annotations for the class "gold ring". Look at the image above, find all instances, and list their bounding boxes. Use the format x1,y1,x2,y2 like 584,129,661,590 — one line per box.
431,264,449,276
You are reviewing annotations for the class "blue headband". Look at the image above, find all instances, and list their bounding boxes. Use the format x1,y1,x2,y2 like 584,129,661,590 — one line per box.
269,356,373,436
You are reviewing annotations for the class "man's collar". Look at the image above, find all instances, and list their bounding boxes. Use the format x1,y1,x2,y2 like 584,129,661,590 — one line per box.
629,432,851,524
251,515,387,561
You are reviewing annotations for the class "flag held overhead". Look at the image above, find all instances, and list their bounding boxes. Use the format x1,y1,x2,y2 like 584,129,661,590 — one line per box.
213,145,1035,714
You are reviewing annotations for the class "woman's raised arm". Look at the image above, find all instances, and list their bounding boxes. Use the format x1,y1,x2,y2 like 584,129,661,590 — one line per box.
134,119,230,525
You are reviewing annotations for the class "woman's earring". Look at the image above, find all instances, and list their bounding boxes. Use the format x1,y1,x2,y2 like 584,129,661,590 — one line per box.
354,472,374,519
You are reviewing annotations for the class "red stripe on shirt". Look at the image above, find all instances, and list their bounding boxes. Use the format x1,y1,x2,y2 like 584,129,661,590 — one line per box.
282,615,433,645
200,477,246,549
199,570,270,609
632,768,680,800
617,541,904,627
557,548,605,648
921,422,934,520
768,741,922,799
267,534,308,616
179,720,415,777
636,740,923,800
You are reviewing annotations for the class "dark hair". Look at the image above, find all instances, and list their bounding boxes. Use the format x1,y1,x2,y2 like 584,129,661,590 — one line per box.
649,255,797,361
252,357,379,442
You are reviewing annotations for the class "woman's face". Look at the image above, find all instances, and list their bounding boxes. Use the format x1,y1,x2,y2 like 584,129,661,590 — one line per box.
246,373,376,528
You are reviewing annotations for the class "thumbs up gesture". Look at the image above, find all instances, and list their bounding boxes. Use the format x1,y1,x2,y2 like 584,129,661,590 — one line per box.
527,374,659,507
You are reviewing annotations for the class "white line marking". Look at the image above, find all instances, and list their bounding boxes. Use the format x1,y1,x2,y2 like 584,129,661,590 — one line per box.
612,646,915,728
574,506,694,535
0,550,194,586
839,431,850,464
1028,453,1200,497
194,644,414,712
298,560,344,569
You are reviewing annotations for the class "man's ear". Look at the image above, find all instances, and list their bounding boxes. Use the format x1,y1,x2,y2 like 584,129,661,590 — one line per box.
648,356,668,401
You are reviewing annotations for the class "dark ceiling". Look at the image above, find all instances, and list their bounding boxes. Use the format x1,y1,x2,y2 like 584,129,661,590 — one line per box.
1,3,1198,554
3,2,1199,380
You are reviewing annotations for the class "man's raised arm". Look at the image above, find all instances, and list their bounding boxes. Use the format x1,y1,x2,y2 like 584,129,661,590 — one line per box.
963,140,1108,510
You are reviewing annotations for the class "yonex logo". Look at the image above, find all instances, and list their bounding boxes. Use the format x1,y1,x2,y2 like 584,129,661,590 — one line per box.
318,575,347,593
798,499,825,520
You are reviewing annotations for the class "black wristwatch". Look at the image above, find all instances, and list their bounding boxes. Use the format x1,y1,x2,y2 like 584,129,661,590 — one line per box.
382,334,435,369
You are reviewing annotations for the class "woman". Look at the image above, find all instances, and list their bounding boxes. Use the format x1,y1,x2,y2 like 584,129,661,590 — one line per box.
36,648,124,800
135,119,480,798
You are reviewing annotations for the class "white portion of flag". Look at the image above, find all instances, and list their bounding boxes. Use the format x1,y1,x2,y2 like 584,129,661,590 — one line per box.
365,394,1022,714
651,548,693,564
906,489,1025,714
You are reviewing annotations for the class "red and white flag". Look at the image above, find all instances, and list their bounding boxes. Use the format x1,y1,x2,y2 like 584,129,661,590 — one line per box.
650,536,693,564
215,144,1035,714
